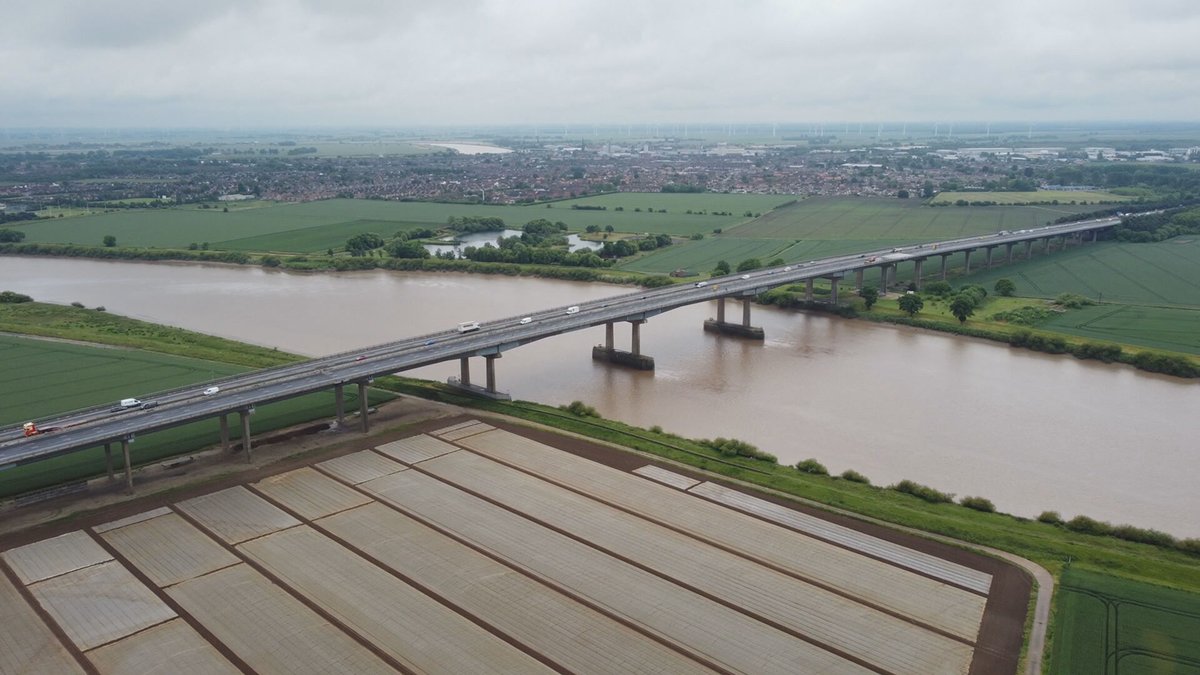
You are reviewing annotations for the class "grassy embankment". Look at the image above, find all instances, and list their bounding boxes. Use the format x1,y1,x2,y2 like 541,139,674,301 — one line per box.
0,302,389,498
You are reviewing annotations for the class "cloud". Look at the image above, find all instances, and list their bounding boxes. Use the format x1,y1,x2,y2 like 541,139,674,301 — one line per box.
3,0,1199,127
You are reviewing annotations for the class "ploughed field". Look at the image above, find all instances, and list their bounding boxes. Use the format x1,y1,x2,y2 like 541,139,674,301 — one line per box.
0,420,1023,674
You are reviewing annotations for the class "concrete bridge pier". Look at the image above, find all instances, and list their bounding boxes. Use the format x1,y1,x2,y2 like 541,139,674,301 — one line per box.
963,249,973,274
984,246,994,269
121,437,133,494
357,380,370,433
879,264,891,293
219,414,230,452
334,383,345,425
1006,243,1014,264
104,442,114,481
939,254,950,280
1025,240,1034,258
704,297,765,339
827,276,841,304
594,319,656,369
1091,229,1099,243
449,356,513,398
240,408,253,463
804,279,814,301
854,268,864,290
912,259,924,291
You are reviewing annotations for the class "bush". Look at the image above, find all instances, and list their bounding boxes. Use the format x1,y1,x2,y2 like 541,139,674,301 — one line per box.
1036,511,1063,525
1179,539,1200,556
1054,293,1094,309
70,301,85,308
960,496,995,513
95,306,106,312
702,437,777,463
892,479,954,504
648,425,663,434
840,469,871,485
559,400,600,417
1110,524,1176,548
795,458,829,475
923,281,953,298
1065,515,1112,536
993,278,1016,297
261,255,282,267
0,290,34,304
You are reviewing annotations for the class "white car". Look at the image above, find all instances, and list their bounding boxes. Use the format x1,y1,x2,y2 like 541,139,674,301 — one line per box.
203,386,220,396
565,306,580,314
695,281,708,288
740,274,750,280
519,317,532,324
784,266,792,271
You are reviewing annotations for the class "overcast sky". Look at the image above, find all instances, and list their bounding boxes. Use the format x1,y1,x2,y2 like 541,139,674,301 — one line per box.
4,0,1198,128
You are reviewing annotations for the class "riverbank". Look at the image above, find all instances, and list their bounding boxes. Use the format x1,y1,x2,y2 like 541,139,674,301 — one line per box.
758,286,1200,378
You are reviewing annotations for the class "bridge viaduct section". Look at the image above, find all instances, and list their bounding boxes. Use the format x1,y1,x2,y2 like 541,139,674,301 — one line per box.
1,218,1120,493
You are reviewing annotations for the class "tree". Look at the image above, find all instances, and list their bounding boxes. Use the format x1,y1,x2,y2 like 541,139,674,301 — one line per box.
102,235,117,247
604,225,614,233
386,240,431,259
736,258,763,272
994,278,1016,297
859,286,879,309
898,293,924,317
921,180,935,198
713,260,731,276
949,295,976,324
768,257,785,267
0,228,25,243
345,232,384,256
897,189,910,199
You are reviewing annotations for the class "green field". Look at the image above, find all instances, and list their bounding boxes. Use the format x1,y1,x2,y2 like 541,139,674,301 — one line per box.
11,196,794,249
0,334,381,497
1050,568,1200,675
563,192,792,217
620,237,914,274
731,196,1098,240
1040,304,1200,354
932,190,1132,205
964,238,1200,308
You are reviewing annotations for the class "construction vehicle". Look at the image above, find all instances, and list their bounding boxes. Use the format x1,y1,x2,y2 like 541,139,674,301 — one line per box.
23,422,59,437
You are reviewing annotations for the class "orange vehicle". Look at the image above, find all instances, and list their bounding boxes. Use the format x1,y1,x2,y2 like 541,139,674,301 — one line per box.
22,422,59,436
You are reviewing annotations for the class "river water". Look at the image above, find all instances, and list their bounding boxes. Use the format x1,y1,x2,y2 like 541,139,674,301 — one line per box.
2,257,1196,537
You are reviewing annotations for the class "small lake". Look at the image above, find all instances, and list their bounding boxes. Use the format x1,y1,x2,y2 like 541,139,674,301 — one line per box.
420,142,512,155
423,230,602,257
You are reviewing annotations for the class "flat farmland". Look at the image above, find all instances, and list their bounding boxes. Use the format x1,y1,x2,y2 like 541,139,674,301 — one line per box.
0,419,1026,675
214,219,434,253
620,236,914,274
932,190,1132,205
1040,304,1200,354
732,196,1098,240
1050,568,1200,675
0,335,381,498
963,238,1200,307
562,192,793,218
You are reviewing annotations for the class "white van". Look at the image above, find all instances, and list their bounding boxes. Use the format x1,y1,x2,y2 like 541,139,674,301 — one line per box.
119,398,142,408
565,306,580,315
457,321,481,333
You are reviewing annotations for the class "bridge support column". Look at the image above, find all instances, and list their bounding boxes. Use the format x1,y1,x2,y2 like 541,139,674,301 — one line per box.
1091,230,1098,243
104,442,114,480
459,357,471,387
334,384,345,425
484,354,501,394
984,247,993,268
940,254,949,280
1025,240,1033,258
1006,243,1014,264
121,438,133,494
912,259,924,291
1043,237,1052,253
594,320,656,369
240,409,253,463
854,268,864,290
704,296,765,339
963,249,973,274
804,279,814,301
219,414,230,452
716,298,726,323
878,265,890,293
828,277,840,304
357,380,369,433
605,322,614,350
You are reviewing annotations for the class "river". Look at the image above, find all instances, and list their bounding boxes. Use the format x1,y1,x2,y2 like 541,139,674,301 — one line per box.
2,257,1196,537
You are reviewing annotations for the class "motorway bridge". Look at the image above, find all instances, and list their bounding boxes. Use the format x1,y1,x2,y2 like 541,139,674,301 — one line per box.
0,215,1122,492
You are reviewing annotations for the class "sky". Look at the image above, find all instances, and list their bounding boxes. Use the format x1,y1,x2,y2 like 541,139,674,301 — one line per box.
4,0,1199,128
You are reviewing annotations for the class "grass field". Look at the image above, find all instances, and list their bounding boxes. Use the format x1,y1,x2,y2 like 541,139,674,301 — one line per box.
620,237,913,274
1050,568,1200,675
561,192,792,217
1040,304,1200,355
0,335,244,425
932,190,1132,205
963,238,1200,308
731,196,1099,240
0,333,385,498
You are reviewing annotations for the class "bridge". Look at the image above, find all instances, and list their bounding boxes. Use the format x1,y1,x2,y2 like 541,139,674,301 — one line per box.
0,215,1122,491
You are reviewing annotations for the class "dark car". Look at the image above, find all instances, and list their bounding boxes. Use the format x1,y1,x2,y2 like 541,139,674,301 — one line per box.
140,401,159,410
